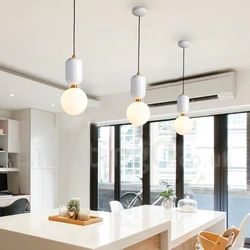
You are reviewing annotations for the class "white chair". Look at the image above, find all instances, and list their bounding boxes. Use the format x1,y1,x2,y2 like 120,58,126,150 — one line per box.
231,213,250,249
109,201,124,213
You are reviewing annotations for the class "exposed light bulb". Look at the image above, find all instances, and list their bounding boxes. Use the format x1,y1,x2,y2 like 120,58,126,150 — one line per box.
174,115,192,135
126,101,150,126
61,86,88,116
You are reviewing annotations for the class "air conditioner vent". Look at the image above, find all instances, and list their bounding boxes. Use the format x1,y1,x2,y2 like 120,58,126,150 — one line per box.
148,95,218,108
144,72,235,106
190,94,218,102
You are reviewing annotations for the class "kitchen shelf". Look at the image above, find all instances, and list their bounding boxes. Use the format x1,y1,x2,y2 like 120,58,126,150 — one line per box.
0,168,19,172
0,120,20,172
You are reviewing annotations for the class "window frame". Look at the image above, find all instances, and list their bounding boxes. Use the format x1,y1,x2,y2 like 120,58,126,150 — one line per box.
90,111,250,245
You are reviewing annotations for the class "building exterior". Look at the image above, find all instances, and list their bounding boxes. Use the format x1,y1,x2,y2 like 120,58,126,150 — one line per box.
98,114,247,189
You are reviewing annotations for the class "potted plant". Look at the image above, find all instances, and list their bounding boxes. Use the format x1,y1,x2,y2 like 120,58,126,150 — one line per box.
160,187,176,209
67,199,80,219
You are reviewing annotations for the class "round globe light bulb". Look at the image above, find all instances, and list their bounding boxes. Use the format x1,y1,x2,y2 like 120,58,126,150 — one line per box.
174,115,192,135
126,101,150,126
61,87,88,116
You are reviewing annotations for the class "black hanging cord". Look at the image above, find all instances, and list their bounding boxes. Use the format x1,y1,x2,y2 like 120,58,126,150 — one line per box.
137,16,141,74
73,0,76,56
182,47,185,94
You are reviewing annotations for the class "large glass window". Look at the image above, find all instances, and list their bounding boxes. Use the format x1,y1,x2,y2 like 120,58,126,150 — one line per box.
227,113,250,237
184,117,214,210
120,125,143,208
150,121,176,205
98,126,114,211
94,111,250,245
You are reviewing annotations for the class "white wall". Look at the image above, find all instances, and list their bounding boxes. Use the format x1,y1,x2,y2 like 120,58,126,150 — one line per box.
0,110,11,120
56,69,250,209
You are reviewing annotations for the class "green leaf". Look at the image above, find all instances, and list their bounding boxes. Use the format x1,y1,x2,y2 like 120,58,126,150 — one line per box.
67,199,80,211
160,188,175,198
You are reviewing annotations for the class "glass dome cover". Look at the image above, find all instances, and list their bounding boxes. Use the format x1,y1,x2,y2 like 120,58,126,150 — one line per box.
177,195,197,212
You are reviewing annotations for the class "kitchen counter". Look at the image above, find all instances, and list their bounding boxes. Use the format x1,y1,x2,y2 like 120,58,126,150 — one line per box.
0,205,225,250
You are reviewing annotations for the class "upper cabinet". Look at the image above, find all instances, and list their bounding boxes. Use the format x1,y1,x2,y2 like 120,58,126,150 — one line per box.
7,120,20,153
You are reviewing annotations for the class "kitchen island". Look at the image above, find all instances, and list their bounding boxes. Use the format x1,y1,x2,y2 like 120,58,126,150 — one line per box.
0,205,225,250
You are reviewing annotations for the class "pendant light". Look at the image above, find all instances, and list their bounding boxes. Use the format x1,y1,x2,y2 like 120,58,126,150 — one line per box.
174,40,192,135
126,6,150,126
61,0,88,116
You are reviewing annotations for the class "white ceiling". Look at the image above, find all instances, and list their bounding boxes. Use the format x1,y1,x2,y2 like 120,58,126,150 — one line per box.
0,0,250,112
0,69,99,113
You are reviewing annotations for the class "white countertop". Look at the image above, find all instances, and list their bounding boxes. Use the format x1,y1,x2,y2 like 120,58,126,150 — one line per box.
160,207,226,248
0,205,171,250
0,205,226,250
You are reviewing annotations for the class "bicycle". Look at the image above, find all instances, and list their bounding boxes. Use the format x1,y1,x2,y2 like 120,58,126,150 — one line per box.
120,177,175,209
120,180,143,209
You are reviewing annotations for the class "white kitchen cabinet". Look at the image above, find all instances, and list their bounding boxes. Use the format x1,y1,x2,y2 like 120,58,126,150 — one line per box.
9,109,57,212
30,110,57,212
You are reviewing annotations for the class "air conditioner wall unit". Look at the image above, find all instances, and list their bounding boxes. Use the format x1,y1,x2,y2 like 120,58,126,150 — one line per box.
145,71,235,107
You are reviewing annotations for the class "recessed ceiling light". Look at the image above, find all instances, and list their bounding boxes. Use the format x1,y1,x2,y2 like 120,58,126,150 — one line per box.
50,104,55,107
9,94,14,97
